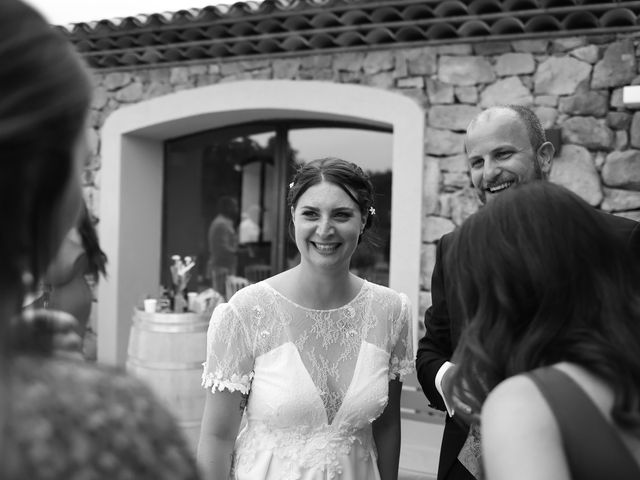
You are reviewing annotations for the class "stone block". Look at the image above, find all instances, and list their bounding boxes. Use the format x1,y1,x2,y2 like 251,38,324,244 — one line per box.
86,128,100,156
438,153,469,173
436,44,472,55
630,113,640,148
103,72,132,91
438,56,495,86
614,130,629,150
87,109,104,129
551,37,585,52
592,40,637,89
333,52,365,72
426,78,454,104
602,150,640,189
90,88,109,115
273,58,301,78
480,76,533,108
535,95,558,107
534,57,591,95
438,193,452,218
512,39,548,53
425,128,466,155
299,68,334,81
423,157,441,216
397,76,425,89
300,54,332,70
114,82,144,103
365,71,394,88
443,172,470,190
607,111,631,130
400,47,438,76
455,86,478,104
610,88,624,108
601,187,640,212
428,105,481,131
473,42,512,56
494,53,535,76
561,117,613,150
220,61,243,76
550,144,602,206
338,71,362,84
240,59,270,71
569,45,600,64
534,106,558,130
363,50,394,74
169,67,191,85
187,65,207,76
143,81,173,100
558,91,609,117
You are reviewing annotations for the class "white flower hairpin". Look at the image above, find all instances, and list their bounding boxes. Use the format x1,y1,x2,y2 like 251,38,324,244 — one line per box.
369,206,376,216
289,182,294,189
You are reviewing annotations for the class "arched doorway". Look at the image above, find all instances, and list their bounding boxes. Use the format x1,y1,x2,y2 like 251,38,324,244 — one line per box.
98,80,424,366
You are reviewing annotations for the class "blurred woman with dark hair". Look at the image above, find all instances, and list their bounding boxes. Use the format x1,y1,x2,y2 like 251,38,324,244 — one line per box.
32,201,108,353
447,181,640,479
0,1,200,478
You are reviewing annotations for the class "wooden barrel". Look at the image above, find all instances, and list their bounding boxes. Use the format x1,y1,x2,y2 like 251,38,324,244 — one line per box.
126,309,209,453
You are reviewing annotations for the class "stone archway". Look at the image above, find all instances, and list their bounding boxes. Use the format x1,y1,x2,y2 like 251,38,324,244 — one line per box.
98,80,424,365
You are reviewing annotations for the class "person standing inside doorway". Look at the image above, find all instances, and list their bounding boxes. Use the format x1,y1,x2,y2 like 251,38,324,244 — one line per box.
208,195,239,294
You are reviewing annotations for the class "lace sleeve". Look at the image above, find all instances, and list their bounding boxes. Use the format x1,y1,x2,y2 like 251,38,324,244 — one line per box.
389,294,414,381
201,302,254,395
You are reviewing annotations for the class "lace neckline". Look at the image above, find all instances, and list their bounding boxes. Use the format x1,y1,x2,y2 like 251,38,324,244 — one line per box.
261,280,368,313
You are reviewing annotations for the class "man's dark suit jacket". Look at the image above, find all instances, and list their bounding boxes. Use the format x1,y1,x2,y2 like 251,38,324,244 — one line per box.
416,209,640,480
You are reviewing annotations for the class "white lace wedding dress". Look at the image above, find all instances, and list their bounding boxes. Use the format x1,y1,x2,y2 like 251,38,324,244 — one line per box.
201,280,413,480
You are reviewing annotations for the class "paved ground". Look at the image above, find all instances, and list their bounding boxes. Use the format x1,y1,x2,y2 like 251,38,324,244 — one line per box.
398,418,443,480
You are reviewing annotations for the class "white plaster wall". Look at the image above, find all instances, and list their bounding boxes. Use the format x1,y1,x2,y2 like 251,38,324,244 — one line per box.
98,80,425,366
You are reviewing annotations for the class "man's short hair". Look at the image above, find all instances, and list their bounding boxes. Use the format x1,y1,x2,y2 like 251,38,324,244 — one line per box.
504,104,547,152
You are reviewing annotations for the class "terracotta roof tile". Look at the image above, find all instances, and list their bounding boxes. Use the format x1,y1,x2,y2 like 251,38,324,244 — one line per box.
56,0,640,70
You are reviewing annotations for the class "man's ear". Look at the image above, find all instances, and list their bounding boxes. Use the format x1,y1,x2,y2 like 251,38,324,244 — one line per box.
537,141,555,177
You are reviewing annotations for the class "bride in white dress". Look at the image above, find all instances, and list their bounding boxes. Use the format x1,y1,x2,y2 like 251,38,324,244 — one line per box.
197,158,414,480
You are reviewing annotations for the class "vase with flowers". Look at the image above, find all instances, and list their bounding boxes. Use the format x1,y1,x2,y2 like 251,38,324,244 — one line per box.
160,255,196,313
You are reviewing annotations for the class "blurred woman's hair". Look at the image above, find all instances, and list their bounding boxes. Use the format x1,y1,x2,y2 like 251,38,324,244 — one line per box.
0,0,93,468
77,203,108,281
448,181,640,433
0,0,92,298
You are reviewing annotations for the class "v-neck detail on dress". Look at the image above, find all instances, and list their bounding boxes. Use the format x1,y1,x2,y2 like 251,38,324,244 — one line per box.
286,340,365,426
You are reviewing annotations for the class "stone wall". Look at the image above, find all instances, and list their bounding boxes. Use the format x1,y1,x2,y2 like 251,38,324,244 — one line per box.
86,34,640,330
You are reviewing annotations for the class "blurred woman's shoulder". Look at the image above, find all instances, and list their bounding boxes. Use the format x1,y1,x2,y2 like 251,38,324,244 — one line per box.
8,356,200,480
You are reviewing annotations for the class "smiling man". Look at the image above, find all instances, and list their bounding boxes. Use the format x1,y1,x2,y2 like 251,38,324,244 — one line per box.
466,105,554,203
415,104,639,480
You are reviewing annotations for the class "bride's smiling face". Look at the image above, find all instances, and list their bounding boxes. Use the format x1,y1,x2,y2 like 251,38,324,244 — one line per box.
292,181,365,272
